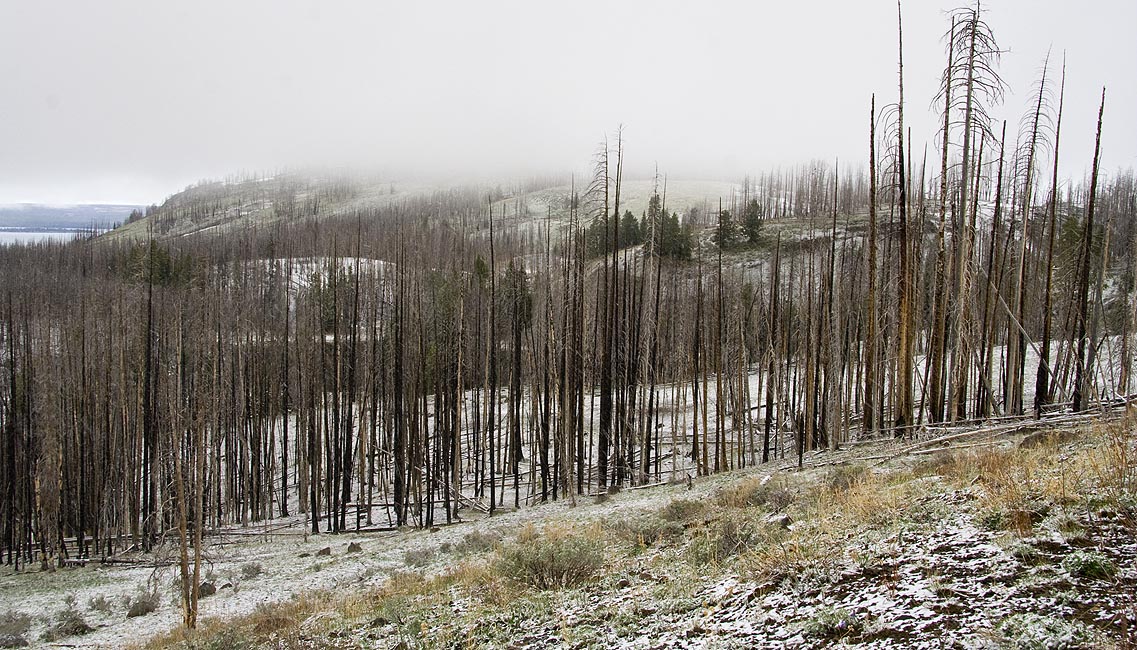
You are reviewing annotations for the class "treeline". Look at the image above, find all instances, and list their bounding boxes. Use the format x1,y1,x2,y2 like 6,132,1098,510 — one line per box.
0,8,1134,633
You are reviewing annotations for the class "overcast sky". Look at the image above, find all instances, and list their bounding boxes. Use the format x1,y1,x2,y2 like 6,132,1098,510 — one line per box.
1,0,1134,205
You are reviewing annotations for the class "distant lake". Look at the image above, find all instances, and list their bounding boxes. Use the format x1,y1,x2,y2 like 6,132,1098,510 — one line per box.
0,229,84,245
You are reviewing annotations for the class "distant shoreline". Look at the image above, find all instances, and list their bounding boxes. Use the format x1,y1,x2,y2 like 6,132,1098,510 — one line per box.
0,226,90,233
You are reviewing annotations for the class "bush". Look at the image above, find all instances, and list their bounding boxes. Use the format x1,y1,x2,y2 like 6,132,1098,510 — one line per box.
127,587,160,618
659,498,707,523
997,613,1089,650
718,477,794,512
41,607,92,642
1006,541,1042,566
88,594,114,614
978,508,1007,531
180,628,257,650
692,515,762,565
452,530,502,555
610,514,685,547
826,464,867,492
1061,551,1116,580
803,606,861,639
496,527,605,590
240,562,263,580
403,547,436,568
0,611,31,649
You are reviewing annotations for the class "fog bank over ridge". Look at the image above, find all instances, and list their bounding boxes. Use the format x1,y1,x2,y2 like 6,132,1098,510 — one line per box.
2,0,1135,205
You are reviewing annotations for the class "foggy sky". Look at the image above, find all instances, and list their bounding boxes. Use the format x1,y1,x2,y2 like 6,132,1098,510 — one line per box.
2,0,1135,205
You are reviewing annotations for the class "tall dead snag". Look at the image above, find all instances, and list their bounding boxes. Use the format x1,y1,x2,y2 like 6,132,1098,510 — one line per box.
826,161,841,450
929,18,956,424
488,206,498,512
1121,222,1137,397
1009,54,1053,415
893,0,915,434
1073,88,1106,412
715,201,726,471
643,189,665,480
977,121,1007,418
594,139,613,490
949,3,1003,421
692,246,704,474
928,3,1004,421
393,233,407,525
1035,56,1066,416
764,234,781,461
864,96,879,436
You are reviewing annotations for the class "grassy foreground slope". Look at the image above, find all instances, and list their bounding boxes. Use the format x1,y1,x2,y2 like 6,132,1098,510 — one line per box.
142,413,1136,650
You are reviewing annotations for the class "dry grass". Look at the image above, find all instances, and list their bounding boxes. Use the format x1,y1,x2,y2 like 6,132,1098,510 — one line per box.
136,415,1137,649
1090,416,1137,501
137,567,455,650
139,591,340,649
716,475,796,511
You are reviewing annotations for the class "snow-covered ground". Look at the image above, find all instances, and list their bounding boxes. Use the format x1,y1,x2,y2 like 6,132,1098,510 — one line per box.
3,411,1133,648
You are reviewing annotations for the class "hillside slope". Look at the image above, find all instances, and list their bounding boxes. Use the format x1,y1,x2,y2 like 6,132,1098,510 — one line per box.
2,413,1133,649
148,413,1137,649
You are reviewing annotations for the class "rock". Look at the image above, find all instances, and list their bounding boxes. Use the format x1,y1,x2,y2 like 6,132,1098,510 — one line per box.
198,581,216,597
316,546,332,556
765,513,793,529
617,577,631,588
346,542,362,553
298,552,311,558
127,599,156,618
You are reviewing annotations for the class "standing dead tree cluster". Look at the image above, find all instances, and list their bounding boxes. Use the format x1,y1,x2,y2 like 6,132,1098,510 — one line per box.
0,7,1133,632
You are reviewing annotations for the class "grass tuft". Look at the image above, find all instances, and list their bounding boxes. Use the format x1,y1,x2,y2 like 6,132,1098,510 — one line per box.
1061,550,1116,580
997,612,1090,650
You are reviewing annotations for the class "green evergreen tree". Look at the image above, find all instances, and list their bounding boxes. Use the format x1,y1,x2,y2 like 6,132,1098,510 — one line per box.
619,210,642,247
712,208,739,249
742,199,764,244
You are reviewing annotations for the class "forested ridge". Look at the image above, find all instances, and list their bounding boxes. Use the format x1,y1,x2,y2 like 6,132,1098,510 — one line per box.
1,3,1135,643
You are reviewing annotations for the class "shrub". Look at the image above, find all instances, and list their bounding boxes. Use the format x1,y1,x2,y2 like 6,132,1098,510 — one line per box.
240,562,263,580
914,451,955,477
1061,551,1116,580
659,498,707,523
978,508,1007,531
1006,541,1042,566
803,606,861,639
0,611,32,649
997,612,1089,650
718,477,794,511
496,527,605,590
127,587,160,618
692,515,762,565
41,607,92,642
180,628,257,650
610,514,685,547
453,530,502,555
826,464,867,492
88,594,114,614
403,547,436,568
